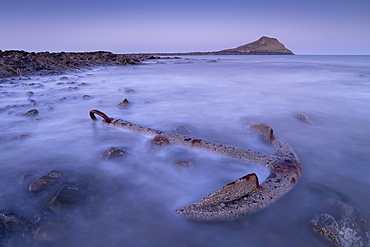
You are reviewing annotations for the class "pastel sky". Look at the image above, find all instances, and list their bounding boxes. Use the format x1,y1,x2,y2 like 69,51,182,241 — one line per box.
1,0,369,55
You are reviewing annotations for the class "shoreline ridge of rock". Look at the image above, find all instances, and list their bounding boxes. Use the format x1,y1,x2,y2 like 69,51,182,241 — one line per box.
0,36,294,78
0,51,161,78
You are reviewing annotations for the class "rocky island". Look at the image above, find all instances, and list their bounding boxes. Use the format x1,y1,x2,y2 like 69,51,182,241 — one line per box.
0,36,293,78
219,36,294,55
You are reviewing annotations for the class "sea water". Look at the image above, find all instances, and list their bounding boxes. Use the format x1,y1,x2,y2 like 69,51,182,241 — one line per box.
0,55,369,246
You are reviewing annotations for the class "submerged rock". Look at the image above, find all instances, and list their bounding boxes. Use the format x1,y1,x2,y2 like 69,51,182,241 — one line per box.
296,113,313,125
175,161,196,168
29,170,64,192
82,95,93,99
102,147,128,160
1,134,29,141
0,212,26,230
47,183,89,212
310,201,370,247
310,214,342,246
23,109,38,116
124,88,136,93
117,98,131,108
33,221,65,243
173,124,193,136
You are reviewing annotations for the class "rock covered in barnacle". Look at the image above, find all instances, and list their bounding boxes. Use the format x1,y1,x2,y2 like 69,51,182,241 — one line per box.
102,147,128,160
310,201,370,247
117,98,131,108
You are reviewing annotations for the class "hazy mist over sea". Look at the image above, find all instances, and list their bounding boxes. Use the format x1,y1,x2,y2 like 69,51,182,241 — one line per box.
1,55,369,246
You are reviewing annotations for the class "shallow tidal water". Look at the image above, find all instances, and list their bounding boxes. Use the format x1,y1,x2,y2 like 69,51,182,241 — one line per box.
1,55,370,246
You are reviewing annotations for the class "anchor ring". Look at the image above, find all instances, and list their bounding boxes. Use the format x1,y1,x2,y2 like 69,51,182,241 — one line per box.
89,109,112,123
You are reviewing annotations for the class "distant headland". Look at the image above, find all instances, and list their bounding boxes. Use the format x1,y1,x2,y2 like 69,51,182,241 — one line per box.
0,36,293,78
151,36,294,56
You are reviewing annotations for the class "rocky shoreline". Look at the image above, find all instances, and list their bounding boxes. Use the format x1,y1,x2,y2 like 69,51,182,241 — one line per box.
0,50,165,78
0,49,290,79
0,37,294,78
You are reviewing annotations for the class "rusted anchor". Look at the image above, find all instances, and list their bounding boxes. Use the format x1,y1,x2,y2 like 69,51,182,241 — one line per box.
90,109,301,221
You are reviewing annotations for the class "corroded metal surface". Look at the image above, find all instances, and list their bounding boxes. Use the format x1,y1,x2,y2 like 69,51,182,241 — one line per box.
90,109,302,221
